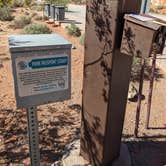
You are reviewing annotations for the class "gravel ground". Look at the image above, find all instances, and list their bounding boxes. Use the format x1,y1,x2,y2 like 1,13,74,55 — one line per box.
0,7,166,166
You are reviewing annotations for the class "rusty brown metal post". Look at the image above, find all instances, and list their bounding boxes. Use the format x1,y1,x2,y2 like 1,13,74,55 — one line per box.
146,44,157,129
80,0,141,165
134,58,145,137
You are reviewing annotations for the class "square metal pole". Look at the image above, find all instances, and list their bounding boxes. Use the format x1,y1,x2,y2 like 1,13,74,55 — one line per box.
27,107,40,166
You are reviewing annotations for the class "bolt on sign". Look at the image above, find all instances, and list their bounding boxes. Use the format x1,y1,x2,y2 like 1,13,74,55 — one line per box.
9,34,72,108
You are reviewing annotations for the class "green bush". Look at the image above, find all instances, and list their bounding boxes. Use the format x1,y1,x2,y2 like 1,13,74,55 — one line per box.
43,15,49,21
0,7,14,21
12,15,31,28
131,56,150,82
0,0,12,7
31,4,44,11
24,0,33,7
66,23,81,37
30,12,38,18
156,5,166,10
22,23,52,34
45,0,69,8
12,0,24,7
69,0,86,5
79,33,85,45
34,15,43,21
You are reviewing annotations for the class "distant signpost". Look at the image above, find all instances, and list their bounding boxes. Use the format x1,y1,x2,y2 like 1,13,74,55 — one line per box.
9,34,72,166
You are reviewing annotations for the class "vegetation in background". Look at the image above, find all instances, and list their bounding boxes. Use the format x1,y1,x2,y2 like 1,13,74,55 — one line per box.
12,0,24,7
69,0,86,4
0,7,14,21
79,33,85,45
24,0,33,7
31,4,44,11
0,0,12,7
45,0,69,8
12,15,31,29
43,15,49,21
34,15,43,21
130,56,162,82
22,23,52,34
66,23,81,37
150,4,166,14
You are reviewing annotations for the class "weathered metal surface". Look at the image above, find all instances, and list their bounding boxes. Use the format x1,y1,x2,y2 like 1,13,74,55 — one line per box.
121,15,166,58
44,3,51,17
55,5,65,21
27,107,40,166
121,19,156,58
134,58,145,137
81,0,141,165
9,34,72,108
146,44,157,129
50,4,56,20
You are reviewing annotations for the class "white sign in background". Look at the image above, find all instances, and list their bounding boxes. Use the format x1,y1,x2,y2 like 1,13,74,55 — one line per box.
15,54,69,97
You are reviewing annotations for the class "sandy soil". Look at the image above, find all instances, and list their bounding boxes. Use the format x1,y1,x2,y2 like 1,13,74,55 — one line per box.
0,7,166,166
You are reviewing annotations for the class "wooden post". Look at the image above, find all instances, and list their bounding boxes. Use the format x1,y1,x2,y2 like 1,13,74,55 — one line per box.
81,0,141,165
134,58,145,137
146,44,157,129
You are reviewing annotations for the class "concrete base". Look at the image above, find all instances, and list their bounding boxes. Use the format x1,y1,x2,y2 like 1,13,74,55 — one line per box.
62,140,90,166
62,140,131,166
112,143,131,166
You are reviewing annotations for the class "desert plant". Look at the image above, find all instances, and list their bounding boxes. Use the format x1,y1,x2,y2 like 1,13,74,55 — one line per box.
45,0,69,8
69,0,86,4
79,33,85,45
156,5,166,10
34,15,43,21
31,4,44,11
131,56,151,82
12,0,24,7
0,0,12,7
30,12,38,17
12,15,31,29
0,7,14,21
22,23,52,34
24,0,33,7
66,23,81,37
43,15,49,20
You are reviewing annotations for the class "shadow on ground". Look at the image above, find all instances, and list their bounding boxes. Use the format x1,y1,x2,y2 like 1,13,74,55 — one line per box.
125,140,166,166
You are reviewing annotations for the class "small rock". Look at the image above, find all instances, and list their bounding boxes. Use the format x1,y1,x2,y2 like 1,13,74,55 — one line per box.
128,82,138,100
72,46,76,49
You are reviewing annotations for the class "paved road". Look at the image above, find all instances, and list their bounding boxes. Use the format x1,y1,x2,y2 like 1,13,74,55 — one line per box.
63,4,86,31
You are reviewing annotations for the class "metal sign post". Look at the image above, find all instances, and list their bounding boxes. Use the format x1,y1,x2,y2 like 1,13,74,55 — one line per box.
27,107,40,166
8,34,72,165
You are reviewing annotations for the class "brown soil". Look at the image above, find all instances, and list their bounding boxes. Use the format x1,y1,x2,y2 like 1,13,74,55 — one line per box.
0,7,166,166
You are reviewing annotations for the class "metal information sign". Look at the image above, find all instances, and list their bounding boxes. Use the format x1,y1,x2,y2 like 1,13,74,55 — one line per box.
16,54,69,97
9,34,72,166
9,34,72,108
